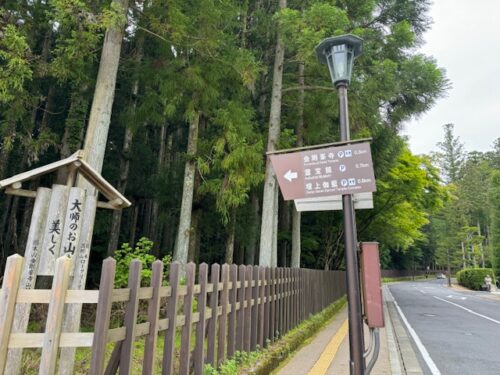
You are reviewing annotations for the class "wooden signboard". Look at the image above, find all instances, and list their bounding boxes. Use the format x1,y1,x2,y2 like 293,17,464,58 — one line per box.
270,142,377,201
0,151,130,375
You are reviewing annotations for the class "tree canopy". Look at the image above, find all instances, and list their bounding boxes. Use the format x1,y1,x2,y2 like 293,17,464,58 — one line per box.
1,0,457,282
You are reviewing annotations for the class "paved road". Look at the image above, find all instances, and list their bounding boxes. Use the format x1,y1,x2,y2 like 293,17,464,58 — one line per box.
388,279,500,375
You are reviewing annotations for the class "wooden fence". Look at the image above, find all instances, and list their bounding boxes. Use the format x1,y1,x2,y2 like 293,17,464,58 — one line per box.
0,254,346,375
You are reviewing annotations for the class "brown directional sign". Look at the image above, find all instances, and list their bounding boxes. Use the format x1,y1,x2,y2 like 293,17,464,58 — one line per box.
270,142,376,200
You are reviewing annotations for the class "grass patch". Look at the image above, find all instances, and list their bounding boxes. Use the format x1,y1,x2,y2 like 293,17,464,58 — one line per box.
382,275,429,283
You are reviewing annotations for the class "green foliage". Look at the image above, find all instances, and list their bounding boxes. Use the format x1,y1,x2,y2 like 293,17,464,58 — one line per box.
363,147,446,251
436,123,465,184
114,237,171,288
0,0,463,273
203,350,262,375
0,24,32,103
48,0,105,83
198,101,264,224
456,268,495,291
490,171,500,279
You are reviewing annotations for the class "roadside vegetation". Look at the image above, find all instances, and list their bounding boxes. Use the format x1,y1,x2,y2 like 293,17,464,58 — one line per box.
456,268,496,291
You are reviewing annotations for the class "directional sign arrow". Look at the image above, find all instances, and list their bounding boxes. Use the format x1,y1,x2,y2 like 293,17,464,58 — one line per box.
284,170,298,182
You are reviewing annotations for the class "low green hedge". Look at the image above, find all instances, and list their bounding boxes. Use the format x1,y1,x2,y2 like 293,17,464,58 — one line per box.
456,268,495,290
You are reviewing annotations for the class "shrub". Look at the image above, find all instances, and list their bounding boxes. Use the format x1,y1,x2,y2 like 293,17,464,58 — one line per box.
456,268,495,290
114,237,171,288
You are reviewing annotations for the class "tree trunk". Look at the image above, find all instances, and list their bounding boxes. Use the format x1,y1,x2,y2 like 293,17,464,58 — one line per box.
77,0,130,190
291,61,304,268
237,242,244,265
279,200,290,267
259,0,287,266
272,184,279,267
0,122,16,179
160,132,176,254
174,112,200,266
461,241,466,269
150,123,168,254
107,130,133,253
478,221,485,268
245,193,260,265
106,33,144,256
4,196,19,255
142,199,153,238
128,203,139,246
188,208,201,263
0,195,13,265
57,86,90,183
225,214,236,264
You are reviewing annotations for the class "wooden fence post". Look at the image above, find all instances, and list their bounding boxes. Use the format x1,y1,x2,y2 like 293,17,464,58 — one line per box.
143,260,163,375
270,267,276,342
305,269,312,319
278,268,283,337
39,256,72,375
6,188,51,375
120,260,142,375
258,267,265,348
274,268,280,338
194,263,208,375
289,268,293,330
179,262,195,375
250,266,259,351
244,265,252,352
285,268,290,334
0,254,24,375
293,268,299,327
263,267,270,346
236,265,245,352
90,258,116,375
162,261,180,375
287,268,292,333
206,263,220,365
217,264,229,366
227,264,238,358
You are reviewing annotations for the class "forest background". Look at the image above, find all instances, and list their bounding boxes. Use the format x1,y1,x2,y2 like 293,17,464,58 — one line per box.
1,0,499,287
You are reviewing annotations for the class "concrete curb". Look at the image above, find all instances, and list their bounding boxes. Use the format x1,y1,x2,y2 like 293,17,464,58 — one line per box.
383,285,424,374
383,287,403,374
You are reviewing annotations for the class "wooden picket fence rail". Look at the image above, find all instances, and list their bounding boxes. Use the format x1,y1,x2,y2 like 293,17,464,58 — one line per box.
0,254,346,375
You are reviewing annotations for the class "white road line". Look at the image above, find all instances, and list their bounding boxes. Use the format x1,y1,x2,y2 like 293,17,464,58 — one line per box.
393,299,442,375
433,296,500,325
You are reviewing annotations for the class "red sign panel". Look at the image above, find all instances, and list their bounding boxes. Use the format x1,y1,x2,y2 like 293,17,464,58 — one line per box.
360,242,384,328
270,142,376,201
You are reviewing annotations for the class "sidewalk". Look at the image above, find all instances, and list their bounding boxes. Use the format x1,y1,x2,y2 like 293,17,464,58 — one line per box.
277,286,423,375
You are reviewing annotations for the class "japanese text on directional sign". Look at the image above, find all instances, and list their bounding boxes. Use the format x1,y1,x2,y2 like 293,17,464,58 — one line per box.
270,142,376,200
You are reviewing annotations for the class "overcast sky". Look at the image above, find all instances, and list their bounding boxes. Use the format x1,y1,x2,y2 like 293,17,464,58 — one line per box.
402,0,500,155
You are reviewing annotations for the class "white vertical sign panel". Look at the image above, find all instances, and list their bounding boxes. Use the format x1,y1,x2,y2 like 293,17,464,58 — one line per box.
58,187,86,266
59,194,97,374
37,185,70,275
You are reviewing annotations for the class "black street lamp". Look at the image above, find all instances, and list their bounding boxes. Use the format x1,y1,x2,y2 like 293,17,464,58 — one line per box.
316,34,365,375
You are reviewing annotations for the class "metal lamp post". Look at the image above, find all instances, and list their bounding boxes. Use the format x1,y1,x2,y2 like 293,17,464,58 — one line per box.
316,34,365,375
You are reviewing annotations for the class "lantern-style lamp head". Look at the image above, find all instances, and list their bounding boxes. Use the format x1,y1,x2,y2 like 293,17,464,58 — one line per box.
315,34,363,87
